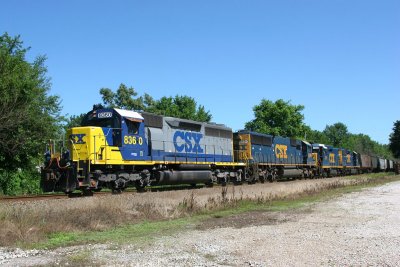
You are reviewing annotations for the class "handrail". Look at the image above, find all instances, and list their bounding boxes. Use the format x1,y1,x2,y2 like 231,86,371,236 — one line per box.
69,139,81,170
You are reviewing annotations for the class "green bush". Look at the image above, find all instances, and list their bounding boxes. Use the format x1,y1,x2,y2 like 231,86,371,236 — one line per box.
0,168,41,196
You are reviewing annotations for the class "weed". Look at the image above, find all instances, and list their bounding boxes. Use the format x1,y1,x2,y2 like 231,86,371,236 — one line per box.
180,191,197,213
66,250,92,265
0,173,398,248
221,187,228,203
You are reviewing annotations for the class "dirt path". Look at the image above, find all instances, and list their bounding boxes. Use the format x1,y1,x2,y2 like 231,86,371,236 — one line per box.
2,180,400,266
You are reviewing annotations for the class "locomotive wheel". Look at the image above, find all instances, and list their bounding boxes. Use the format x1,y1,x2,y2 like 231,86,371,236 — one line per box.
218,175,228,186
135,181,146,192
267,173,275,183
245,170,251,183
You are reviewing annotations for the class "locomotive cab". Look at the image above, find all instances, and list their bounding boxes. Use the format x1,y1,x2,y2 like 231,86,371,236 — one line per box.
301,141,316,165
312,144,330,177
71,108,148,164
42,107,150,193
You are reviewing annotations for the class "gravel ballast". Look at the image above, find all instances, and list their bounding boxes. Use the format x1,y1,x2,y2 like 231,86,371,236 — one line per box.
2,180,400,266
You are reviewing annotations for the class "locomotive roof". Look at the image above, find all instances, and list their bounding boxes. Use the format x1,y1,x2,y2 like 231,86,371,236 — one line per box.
114,108,144,120
163,116,231,130
302,140,312,146
103,108,232,131
312,144,328,149
236,130,273,137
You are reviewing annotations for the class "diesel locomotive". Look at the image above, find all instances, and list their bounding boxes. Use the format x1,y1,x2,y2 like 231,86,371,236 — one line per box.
41,105,396,194
41,106,245,194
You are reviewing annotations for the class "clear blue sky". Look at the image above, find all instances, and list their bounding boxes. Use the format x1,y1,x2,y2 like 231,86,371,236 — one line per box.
2,0,399,144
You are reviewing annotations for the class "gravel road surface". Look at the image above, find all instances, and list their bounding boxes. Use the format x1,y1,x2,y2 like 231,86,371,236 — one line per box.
2,180,400,266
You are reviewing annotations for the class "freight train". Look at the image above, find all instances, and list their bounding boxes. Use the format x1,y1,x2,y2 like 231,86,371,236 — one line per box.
41,105,397,194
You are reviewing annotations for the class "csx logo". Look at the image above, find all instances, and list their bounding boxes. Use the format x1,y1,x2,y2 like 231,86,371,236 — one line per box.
70,134,86,144
275,144,288,159
173,131,204,153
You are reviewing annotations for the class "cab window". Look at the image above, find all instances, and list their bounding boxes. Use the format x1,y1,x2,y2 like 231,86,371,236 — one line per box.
125,118,141,135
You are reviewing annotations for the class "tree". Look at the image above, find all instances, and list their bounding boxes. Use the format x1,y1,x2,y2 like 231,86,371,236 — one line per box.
331,132,392,158
100,83,146,110
345,134,374,154
63,113,86,132
245,99,307,137
322,122,349,147
389,120,400,158
0,33,62,194
99,85,212,122
147,95,212,122
304,128,330,144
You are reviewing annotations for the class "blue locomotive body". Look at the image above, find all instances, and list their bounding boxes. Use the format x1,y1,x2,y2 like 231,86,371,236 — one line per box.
234,130,316,181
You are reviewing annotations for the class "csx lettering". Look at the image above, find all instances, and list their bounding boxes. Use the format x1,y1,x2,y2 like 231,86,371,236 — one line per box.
173,131,204,153
70,134,86,144
124,136,143,145
275,144,288,159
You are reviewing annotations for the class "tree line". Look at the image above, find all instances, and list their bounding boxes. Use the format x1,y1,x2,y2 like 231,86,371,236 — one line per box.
245,99,394,159
1,33,399,195
64,84,211,130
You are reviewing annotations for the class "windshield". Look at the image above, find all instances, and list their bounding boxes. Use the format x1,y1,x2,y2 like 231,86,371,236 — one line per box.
81,111,120,128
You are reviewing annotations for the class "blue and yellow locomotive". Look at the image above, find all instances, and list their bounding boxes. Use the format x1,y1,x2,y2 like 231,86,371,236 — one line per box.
41,106,245,194
234,131,317,182
311,144,360,177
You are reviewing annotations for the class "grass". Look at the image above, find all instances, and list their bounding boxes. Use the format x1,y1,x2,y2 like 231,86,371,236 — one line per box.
1,172,399,249
65,250,93,266
342,171,394,180
36,218,195,249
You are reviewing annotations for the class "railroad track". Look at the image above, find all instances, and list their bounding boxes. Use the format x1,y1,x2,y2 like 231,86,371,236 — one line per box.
0,182,265,202
0,194,69,202
0,184,218,202
0,190,125,201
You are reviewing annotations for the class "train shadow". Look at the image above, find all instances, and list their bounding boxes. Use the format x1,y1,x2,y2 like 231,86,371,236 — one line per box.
148,184,206,192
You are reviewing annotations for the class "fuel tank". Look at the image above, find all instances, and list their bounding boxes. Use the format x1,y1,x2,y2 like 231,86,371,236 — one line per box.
156,170,212,185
